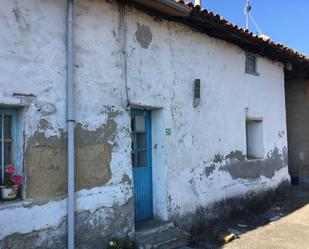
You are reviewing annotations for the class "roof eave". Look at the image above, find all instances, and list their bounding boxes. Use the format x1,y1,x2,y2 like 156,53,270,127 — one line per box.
127,0,309,79
128,0,190,17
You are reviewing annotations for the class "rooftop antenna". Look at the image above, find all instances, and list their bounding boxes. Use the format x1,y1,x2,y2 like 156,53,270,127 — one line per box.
244,0,251,30
244,0,263,35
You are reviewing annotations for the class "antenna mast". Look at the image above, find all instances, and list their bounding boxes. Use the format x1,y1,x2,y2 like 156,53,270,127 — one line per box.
244,0,263,35
245,0,251,30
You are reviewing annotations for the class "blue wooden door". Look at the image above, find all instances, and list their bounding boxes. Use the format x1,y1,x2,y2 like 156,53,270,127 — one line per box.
131,110,153,222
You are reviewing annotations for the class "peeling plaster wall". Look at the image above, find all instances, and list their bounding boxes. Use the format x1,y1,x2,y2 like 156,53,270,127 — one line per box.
0,0,133,247
122,2,289,221
0,0,289,247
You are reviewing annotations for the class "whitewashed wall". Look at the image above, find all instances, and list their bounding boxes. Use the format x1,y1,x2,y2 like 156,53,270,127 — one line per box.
0,0,289,246
123,2,289,219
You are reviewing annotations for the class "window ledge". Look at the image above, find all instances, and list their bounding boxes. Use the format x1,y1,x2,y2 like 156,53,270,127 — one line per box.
245,71,260,76
0,199,32,211
246,157,264,161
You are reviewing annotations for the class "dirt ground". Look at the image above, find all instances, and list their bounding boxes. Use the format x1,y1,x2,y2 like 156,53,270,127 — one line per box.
190,185,309,249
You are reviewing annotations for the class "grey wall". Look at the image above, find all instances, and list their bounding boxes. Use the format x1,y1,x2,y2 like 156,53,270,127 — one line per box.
286,78,309,183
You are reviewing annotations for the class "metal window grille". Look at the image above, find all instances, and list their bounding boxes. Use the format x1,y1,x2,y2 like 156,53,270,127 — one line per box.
0,109,18,184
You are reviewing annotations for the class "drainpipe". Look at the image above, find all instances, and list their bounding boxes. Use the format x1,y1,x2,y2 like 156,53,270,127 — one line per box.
67,0,75,249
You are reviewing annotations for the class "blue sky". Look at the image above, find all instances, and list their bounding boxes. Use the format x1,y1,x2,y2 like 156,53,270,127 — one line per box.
190,0,309,56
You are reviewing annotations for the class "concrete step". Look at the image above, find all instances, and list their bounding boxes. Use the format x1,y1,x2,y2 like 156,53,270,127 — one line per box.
135,220,190,249
136,220,174,238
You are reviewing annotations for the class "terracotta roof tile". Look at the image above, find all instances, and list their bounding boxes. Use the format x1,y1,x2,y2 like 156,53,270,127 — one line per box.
172,0,309,64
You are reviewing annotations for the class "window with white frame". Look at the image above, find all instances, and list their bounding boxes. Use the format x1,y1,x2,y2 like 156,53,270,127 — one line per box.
0,108,19,184
246,119,264,159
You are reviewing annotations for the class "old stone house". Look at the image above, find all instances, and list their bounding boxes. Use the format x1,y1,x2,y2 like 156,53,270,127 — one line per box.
0,0,308,248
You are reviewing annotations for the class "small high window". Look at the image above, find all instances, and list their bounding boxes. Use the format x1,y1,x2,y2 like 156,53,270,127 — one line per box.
246,119,263,159
245,53,259,75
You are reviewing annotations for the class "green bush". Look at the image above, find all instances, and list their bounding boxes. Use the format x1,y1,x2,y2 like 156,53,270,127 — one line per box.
106,237,135,249
107,238,120,249
123,236,135,249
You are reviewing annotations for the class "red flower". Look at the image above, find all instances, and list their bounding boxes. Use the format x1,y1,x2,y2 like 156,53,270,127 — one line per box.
11,175,23,185
5,165,15,174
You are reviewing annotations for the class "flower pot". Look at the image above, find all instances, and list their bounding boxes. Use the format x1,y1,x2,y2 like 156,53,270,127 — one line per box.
0,185,19,200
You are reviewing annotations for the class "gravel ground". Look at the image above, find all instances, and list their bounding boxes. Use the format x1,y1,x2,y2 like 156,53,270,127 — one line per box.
222,203,309,249
187,185,309,249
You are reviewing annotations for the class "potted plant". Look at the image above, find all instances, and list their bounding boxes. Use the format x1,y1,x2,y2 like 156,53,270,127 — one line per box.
0,165,23,200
